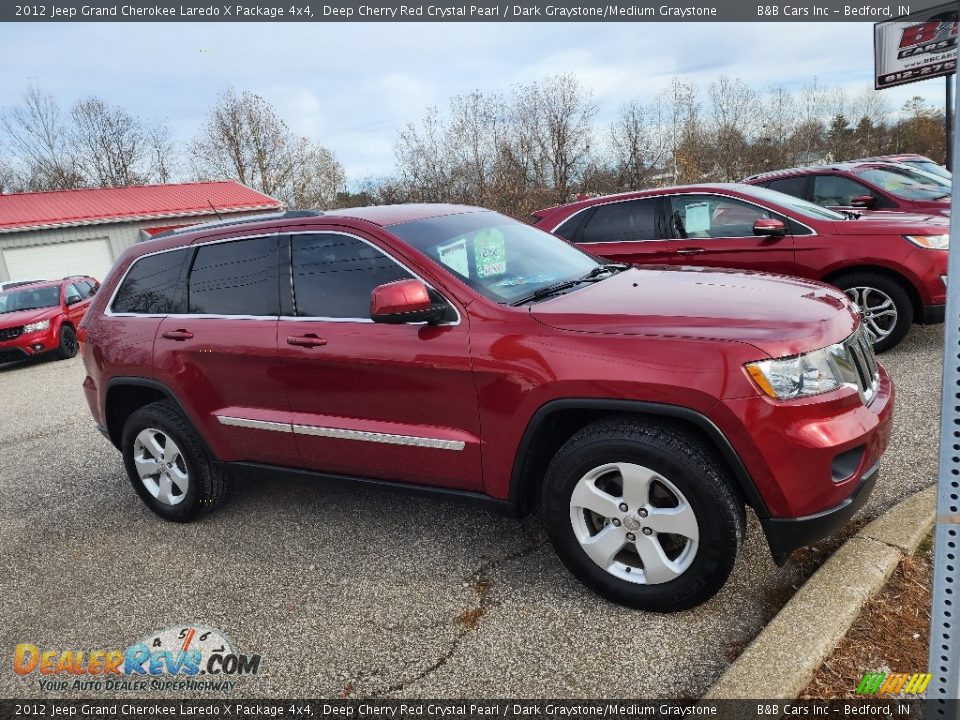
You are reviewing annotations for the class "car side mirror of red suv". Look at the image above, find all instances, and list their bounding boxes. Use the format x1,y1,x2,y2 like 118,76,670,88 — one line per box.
850,194,878,209
371,279,446,325
753,218,787,237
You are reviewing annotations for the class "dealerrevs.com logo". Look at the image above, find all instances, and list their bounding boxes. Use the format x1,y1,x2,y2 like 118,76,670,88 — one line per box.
13,625,263,693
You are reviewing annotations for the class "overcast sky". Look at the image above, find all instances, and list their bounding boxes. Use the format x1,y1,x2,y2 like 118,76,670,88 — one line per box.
0,22,951,181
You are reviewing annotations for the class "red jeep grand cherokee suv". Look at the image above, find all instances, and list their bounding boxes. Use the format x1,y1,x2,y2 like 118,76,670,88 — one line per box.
0,276,99,365
534,183,947,352
79,206,893,611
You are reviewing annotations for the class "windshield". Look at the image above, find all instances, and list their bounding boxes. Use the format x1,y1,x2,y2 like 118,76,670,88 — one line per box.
854,166,951,200
389,211,600,304
905,160,952,181
0,285,60,314
737,184,845,220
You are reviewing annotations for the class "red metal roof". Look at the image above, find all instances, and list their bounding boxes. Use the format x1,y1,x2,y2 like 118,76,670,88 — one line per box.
0,181,282,234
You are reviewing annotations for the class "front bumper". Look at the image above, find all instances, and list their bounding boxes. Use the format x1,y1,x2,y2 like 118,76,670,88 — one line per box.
921,303,945,324
711,364,894,563
0,324,59,360
761,461,878,564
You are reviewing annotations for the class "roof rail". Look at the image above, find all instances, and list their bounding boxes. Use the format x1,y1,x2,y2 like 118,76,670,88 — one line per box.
144,209,323,242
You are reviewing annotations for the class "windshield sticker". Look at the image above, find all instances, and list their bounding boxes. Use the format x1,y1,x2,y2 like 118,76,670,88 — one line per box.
475,230,507,278
684,202,712,234
437,238,470,278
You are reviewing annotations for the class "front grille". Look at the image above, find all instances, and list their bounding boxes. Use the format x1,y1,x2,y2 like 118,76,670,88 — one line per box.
834,327,880,405
0,348,27,364
0,326,23,341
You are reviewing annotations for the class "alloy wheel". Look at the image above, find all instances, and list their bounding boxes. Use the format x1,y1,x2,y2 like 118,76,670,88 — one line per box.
569,462,699,585
133,428,189,505
844,286,898,343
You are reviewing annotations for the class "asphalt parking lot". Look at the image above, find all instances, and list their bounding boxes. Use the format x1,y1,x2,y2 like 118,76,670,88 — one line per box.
0,325,944,699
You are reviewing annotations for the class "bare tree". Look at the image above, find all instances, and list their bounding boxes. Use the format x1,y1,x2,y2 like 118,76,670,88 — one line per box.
707,76,757,180
190,88,345,208
1,82,82,190
609,99,668,189
71,97,149,186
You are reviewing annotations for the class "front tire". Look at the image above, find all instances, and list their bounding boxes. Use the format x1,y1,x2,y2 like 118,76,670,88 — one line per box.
542,418,745,612
53,324,78,360
832,272,912,353
121,400,229,521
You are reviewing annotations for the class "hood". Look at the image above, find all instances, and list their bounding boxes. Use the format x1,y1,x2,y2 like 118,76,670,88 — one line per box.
530,267,859,358
0,307,55,328
827,212,949,236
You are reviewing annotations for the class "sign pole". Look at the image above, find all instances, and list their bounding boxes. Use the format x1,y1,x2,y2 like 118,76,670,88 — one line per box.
948,74,954,170
928,48,960,714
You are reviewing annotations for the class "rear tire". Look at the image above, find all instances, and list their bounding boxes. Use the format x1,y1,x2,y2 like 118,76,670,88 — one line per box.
53,324,78,360
121,400,229,521
831,272,912,353
542,418,745,612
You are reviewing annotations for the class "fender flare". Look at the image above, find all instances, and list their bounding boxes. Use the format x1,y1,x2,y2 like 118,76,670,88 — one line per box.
507,398,769,519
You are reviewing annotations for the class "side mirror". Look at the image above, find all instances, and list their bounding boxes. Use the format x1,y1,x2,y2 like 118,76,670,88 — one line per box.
850,194,878,209
370,279,446,325
65,295,82,306
753,218,787,237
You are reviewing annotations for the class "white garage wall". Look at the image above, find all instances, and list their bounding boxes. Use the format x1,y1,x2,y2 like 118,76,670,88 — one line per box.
3,238,114,281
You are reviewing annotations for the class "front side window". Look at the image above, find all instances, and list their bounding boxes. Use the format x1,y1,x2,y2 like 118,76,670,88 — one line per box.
667,195,777,239
188,236,278,316
389,210,599,304
112,248,189,314
0,285,60,314
64,284,82,304
580,199,660,243
291,233,413,319
812,175,875,206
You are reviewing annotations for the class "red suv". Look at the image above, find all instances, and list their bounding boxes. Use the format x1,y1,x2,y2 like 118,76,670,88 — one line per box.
79,206,893,611
743,161,951,216
533,183,947,352
0,276,99,365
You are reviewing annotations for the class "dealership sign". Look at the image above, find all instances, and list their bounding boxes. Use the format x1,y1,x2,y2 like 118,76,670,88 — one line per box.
875,2,958,89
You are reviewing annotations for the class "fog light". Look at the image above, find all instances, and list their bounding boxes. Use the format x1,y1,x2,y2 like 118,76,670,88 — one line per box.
832,445,865,483
32,343,44,352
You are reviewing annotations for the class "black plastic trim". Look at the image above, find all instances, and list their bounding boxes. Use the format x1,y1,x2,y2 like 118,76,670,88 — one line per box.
761,461,879,566
222,462,520,516
507,398,769,519
921,303,946,325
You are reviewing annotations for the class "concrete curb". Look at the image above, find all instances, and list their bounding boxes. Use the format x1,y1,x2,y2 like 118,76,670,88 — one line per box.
703,484,937,700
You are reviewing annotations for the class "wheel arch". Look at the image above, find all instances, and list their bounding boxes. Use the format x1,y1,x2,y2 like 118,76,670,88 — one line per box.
103,377,213,456
507,398,769,519
821,264,922,322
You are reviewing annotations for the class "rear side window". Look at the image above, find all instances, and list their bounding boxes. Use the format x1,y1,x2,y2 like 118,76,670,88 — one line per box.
554,212,587,240
291,233,412,319
580,199,659,243
188,236,279,316
765,176,808,199
112,249,188,314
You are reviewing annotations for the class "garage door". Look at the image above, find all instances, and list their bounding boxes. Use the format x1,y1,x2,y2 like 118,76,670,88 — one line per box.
3,238,115,283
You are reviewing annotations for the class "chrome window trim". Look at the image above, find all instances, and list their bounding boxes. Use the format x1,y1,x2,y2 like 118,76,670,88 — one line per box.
104,229,461,327
550,191,818,239
215,414,465,451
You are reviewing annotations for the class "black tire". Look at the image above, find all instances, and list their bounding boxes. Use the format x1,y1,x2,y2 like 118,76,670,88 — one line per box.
120,400,229,522
830,272,913,353
53,324,78,360
542,418,745,612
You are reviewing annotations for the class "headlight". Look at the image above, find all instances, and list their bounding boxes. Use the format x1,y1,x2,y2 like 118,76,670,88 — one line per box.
904,234,949,249
22,319,50,333
745,345,843,400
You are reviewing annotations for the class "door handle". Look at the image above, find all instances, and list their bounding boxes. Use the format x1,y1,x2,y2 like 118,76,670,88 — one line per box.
287,334,328,348
675,248,705,256
161,329,194,341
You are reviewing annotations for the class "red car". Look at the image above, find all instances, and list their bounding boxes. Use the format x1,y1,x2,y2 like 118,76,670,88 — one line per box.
79,206,892,611
743,161,951,217
533,183,947,352
0,276,99,365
